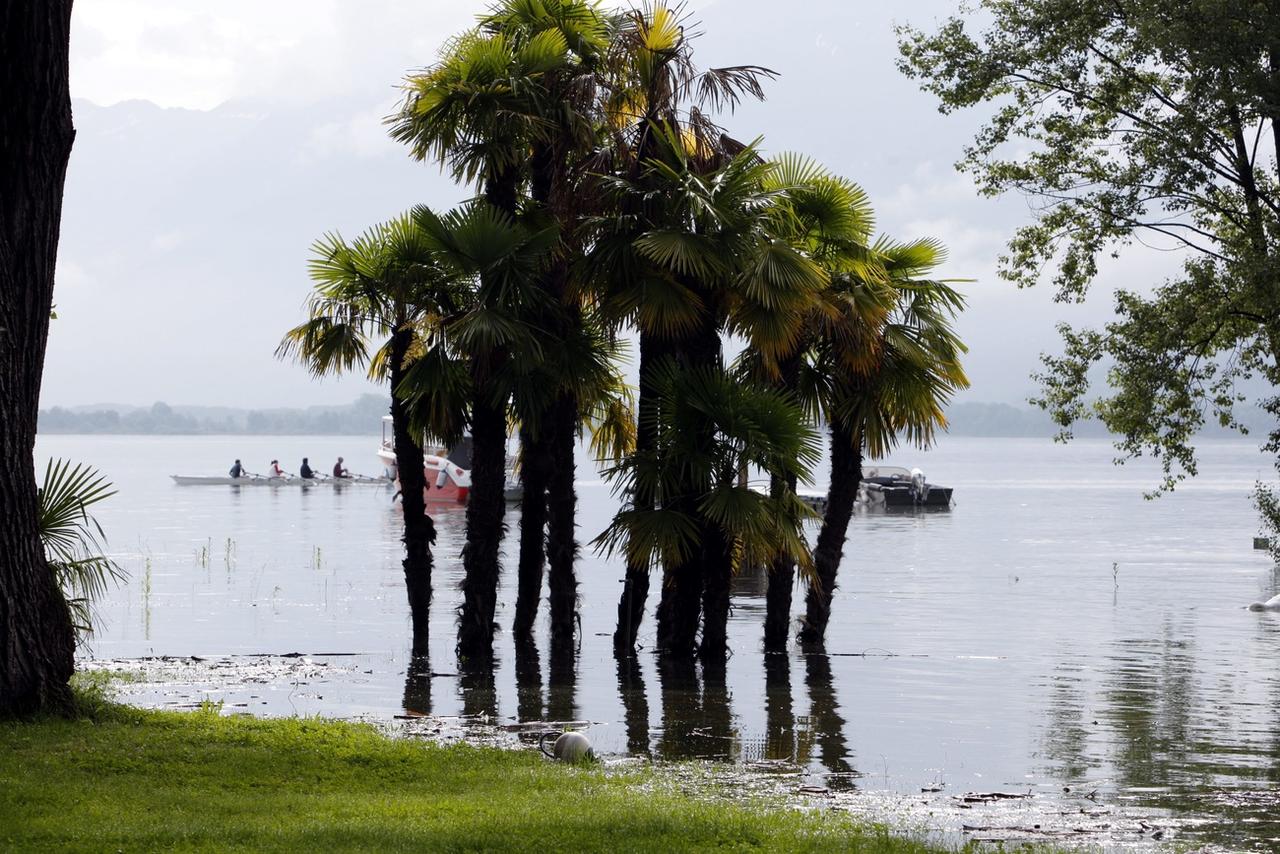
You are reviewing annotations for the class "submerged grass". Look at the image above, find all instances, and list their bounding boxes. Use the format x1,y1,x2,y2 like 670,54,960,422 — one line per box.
0,686,951,854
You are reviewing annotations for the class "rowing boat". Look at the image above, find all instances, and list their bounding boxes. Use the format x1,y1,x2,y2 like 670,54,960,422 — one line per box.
170,475,391,486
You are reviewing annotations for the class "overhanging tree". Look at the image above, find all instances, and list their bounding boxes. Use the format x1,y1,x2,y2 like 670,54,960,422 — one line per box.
898,0,1280,526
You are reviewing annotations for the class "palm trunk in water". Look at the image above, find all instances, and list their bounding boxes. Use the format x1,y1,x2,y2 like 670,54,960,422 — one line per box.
763,470,798,651
614,331,661,652
457,378,508,660
546,390,579,652
799,420,862,646
456,170,519,660
390,329,434,656
0,1,77,715
764,354,801,651
513,423,549,641
697,496,734,661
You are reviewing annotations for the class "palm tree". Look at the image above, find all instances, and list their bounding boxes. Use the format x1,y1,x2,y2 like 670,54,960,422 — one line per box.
797,237,969,646
596,361,820,657
409,202,556,659
278,213,463,656
584,3,777,655
731,156,879,652
37,459,125,643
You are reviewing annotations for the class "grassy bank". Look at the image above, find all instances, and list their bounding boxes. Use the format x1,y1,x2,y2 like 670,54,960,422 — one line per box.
0,692,947,853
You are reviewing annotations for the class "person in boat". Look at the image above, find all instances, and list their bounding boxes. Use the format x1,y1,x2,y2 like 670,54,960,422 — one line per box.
299,457,316,479
267,459,286,478
229,459,245,479
332,457,351,478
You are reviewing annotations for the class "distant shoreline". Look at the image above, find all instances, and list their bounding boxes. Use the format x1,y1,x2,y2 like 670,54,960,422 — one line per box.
38,396,1268,440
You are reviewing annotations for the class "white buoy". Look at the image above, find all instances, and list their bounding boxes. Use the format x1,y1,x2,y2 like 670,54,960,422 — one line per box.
540,731,594,763
1247,594,1280,612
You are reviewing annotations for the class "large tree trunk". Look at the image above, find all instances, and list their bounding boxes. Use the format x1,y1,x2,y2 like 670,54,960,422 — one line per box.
513,424,549,641
457,382,508,661
614,331,661,653
0,1,77,716
389,330,434,657
546,390,579,653
763,471,798,651
798,421,862,646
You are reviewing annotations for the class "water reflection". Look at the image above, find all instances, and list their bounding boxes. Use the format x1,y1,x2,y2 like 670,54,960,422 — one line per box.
403,654,432,717
547,642,577,724
802,651,858,790
514,640,542,723
762,653,796,763
459,652,498,722
615,654,651,756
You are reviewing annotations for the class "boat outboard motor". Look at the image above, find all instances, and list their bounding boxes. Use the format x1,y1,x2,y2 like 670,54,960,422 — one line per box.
910,467,928,503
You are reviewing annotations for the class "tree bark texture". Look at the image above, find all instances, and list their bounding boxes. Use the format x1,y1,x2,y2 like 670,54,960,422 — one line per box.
0,0,77,716
799,421,862,646
389,330,434,657
513,424,549,641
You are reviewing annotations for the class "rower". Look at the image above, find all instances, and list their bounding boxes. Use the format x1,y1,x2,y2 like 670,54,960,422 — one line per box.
333,456,351,478
267,459,286,478
229,459,245,479
299,458,316,479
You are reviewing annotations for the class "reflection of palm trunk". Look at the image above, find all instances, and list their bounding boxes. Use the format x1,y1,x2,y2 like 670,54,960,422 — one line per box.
457,378,508,660
513,424,548,641
546,390,579,652
390,329,434,656
804,650,855,784
615,332,661,652
700,656,734,761
764,653,795,762
402,654,432,717
657,655,700,759
799,421,861,646
547,640,576,724
459,650,497,722
615,653,651,755
514,638,543,724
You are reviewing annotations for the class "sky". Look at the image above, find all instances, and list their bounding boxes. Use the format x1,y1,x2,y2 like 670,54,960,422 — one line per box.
44,0,1184,410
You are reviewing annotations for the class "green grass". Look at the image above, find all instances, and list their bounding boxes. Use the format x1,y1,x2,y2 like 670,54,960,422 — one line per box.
0,688,950,854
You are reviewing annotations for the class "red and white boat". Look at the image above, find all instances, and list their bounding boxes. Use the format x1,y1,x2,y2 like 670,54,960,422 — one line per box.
377,416,521,504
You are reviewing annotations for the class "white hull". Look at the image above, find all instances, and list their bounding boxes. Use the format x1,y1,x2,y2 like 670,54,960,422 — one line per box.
171,475,390,486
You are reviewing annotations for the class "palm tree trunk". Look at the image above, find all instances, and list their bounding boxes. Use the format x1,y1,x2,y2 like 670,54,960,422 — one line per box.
764,354,802,652
390,330,434,656
0,0,77,716
457,374,508,661
456,168,520,662
798,421,862,647
546,391,579,652
614,331,662,653
513,424,549,641
763,470,798,651
697,502,733,661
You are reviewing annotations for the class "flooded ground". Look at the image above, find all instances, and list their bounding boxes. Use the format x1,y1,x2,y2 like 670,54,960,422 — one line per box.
39,434,1280,851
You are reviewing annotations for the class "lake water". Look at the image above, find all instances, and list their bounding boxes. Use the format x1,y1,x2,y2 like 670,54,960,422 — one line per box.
36,433,1280,850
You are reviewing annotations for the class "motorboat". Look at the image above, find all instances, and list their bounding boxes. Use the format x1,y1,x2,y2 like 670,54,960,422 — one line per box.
859,465,953,508
171,474,390,486
378,415,523,504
